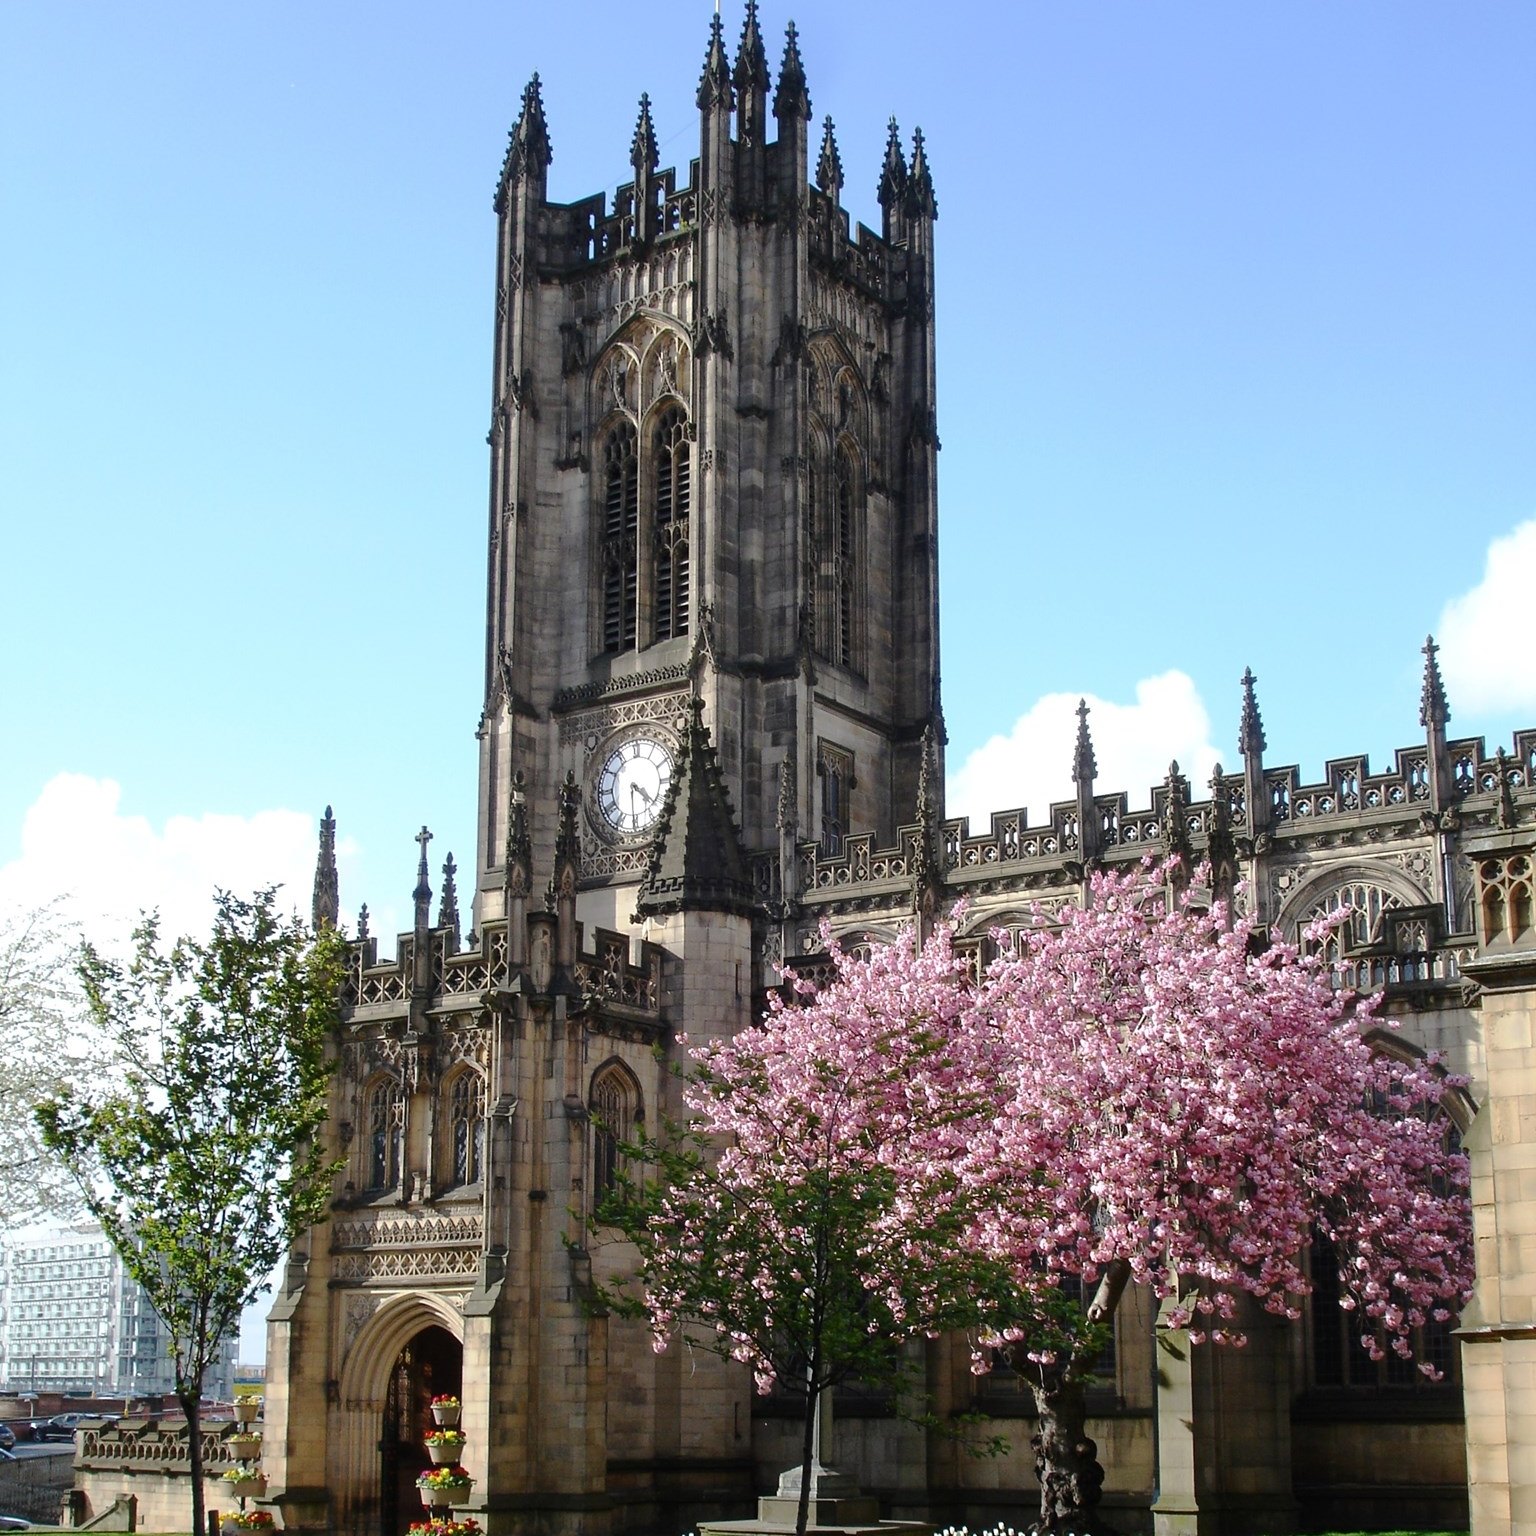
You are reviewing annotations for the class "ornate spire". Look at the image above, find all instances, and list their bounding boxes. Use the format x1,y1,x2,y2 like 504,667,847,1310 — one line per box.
776,754,797,833
504,769,533,895
636,698,755,917
494,73,552,213
734,0,769,94
878,117,908,210
1160,761,1193,871
773,20,810,119
697,10,732,110
815,116,843,202
437,853,460,940
1238,667,1267,760
916,722,940,831
412,826,433,933
1072,700,1097,788
1496,747,1517,829
356,903,370,942
1206,762,1239,904
631,93,659,180
311,805,339,931
1420,634,1450,729
906,126,936,217
911,724,944,935
555,771,582,872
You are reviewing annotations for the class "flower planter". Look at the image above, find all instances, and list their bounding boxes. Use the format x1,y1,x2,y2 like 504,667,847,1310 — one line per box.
227,1433,262,1460
430,1402,461,1428
446,1485,473,1506
227,1476,267,1499
426,1487,454,1509
426,1441,462,1465
234,1399,261,1425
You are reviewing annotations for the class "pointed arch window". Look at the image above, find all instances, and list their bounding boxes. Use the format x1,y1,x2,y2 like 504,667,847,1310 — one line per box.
590,1063,642,1205
447,1069,486,1187
812,444,862,671
601,423,639,652
834,452,857,666
366,1078,403,1193
652,405,691,643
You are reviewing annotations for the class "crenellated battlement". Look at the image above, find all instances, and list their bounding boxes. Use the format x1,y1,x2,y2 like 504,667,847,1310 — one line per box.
793,723,1536,912
342,915,661,1021
539,162,701,272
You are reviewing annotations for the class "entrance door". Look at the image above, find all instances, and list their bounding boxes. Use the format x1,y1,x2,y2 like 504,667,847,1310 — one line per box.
381,1325,464,1536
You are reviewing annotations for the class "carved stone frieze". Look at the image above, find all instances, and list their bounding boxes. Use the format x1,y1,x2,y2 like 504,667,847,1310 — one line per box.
332,1248,481,1285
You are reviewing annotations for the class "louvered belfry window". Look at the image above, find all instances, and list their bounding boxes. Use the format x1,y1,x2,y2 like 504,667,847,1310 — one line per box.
602,423,639,652
653,405,691,643
834,453,856,667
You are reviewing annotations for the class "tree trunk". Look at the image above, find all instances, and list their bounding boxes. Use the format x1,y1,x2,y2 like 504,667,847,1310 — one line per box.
180,1389,206,1536
1016,1259,1131,1536
1026,1369,1111,1536
795,1379,816,1536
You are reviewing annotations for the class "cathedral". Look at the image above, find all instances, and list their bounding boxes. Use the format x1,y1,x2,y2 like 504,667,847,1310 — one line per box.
261,9,1536,1535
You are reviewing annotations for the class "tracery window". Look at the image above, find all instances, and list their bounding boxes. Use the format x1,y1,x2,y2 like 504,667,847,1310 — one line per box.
1308,1226,1456,1391
818,742,855,857
365,1078,403,1193
596,337,693,655
447,1069,486,1187
1480,854,1533,946
590,1063,642,1205
652,405,691,642
1298,880,1413,987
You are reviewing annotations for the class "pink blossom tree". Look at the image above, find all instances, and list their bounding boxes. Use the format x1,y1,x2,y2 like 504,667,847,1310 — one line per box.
963,867,1474,1533
593,926,1059,1536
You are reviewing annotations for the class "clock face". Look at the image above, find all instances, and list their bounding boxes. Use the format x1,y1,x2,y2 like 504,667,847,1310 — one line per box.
596,735,674,836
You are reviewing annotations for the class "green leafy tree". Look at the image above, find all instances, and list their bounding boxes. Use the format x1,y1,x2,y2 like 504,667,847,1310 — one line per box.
37,889,345,1536
594,926,1069,1536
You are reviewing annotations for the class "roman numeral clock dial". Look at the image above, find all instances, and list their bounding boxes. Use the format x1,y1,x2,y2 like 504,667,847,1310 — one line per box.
595,735,673,837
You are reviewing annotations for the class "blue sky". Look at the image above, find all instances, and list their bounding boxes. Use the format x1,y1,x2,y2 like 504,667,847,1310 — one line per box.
3,1,1533,941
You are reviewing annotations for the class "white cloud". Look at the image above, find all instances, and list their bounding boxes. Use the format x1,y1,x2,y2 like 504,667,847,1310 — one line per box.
948,671,1222,829
1437,519,1536,716
0,773,323,943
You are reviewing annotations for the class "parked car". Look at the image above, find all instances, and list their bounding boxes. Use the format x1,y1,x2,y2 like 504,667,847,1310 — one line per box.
0,1516,33,1530
0,1426,13,1451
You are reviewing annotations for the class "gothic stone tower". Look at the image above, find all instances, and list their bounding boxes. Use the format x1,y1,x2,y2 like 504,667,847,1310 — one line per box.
261,15,942,1536
476,4,941,946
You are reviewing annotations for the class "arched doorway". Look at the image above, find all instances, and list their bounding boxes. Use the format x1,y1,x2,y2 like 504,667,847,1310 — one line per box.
381,1325,463,1536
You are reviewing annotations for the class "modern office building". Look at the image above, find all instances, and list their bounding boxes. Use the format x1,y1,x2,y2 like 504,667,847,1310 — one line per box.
0,1219,236,1401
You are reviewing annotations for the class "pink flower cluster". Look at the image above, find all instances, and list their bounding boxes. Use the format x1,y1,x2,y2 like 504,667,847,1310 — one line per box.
649,866,1471,1381
967,870,1471,1372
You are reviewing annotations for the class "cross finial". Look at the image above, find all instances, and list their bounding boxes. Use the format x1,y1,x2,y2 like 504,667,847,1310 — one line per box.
415,826,433,861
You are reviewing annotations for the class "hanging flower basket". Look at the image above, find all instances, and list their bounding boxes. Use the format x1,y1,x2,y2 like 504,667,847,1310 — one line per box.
234,1397,261,1425
227,1432,262,1461
418,1463,474,1508
222,1470,268,1500
429,1394,462,1428
423,1429,465,1465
